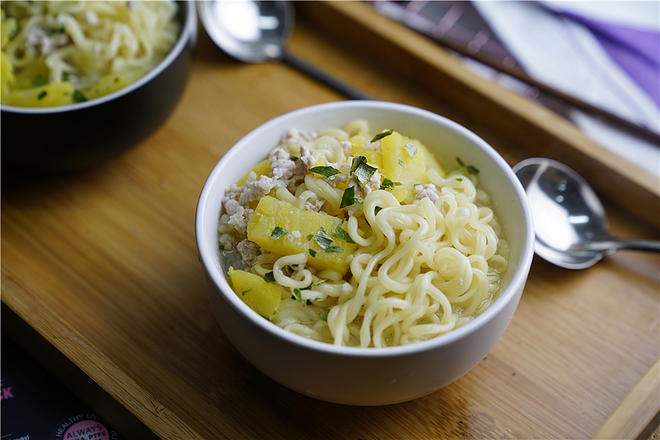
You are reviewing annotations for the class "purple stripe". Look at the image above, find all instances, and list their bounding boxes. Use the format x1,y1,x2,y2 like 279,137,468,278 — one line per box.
557,10,660,106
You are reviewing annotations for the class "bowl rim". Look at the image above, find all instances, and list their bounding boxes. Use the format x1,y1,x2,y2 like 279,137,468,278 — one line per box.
1,0,196,115
196,100,535,358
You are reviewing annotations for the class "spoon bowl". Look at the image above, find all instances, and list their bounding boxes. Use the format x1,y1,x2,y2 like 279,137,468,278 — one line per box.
513,157,660,269
199,0,370,99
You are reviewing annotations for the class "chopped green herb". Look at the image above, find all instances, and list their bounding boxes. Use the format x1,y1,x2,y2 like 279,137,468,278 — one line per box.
456,177,463,182
270,226,288,239
456,157,479,175
403,142,417,158
374,206,382,216
293,288,302,300
320,309,330,321
57,24,66,33
306,234,314,241
37,90,47,100
72,89,87,103
314,227,333,250
289,154,299,161
340,186,363,209
379,178,401,190
325,246,344,253
241,288,252,296
61,71,69,81
219,244,225,250
264,272,275,282
331,220,355,243
350,156,367,174
308,249,317,257
33,76,46,87
353,162,377,185
370,129,393,143
309,166,340,178
398,159,405,167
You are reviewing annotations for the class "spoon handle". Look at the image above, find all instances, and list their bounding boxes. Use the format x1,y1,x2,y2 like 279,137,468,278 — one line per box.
581,239,660,254
281,50,372,100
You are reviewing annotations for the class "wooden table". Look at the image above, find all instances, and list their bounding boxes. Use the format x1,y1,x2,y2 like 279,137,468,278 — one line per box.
3,4,659,439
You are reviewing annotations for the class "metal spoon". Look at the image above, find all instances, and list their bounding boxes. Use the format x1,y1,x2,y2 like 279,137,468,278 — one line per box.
199,0,370,100
513,157,660,269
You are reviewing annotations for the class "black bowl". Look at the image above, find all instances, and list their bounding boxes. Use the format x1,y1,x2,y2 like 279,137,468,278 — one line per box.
1,1,197,172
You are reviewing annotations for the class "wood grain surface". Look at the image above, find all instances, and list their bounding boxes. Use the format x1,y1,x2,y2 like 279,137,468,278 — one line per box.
2,7,659,440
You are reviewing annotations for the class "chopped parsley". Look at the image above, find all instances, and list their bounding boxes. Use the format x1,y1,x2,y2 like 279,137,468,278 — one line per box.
379,178,401,190
37,90,47,100
309,166,340,178
308,249,317,257
72,89,87,103
270,226,288,239
320,309,330,321
289,154,299,161
314,227,333,250
456,157,479,175
306,234,314,241
264,272,275,282
340,186,363,208
331,220,354,243
293,288,302,301
403,142,417,158
33,76,46,87
456,177,463,182
370,129,393,143
374,206,382,216
241,288,252,296
351,158,377,185
219,244,225,250
61,71,69,82
398,159,405,167
325,246,344,253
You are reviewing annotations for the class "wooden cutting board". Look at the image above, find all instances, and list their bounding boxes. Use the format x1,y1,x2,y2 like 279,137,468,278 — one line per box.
2,4,659,439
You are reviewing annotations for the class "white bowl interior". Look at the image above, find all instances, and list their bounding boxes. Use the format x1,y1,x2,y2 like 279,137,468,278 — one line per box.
196,101,533,356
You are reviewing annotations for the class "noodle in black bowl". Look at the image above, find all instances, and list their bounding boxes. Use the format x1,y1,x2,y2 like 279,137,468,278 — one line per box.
1,1,196,172
196,101,534,405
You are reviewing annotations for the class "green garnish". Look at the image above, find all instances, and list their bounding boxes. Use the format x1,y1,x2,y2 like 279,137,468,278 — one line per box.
350,156,367,174
456,177,463,182
241,288,252,296
370,129,393,143
61,71,69,82
331,220,355,243
379,178,401,190
37,90,47,100
325,246,344,253
219,244,225,250
320,309,330,321
264,272,275,282
314,227,333,250
270,226,288,239
33,76,46,87
456,157,479,175
293,288,302,300
374,206,382,216
398,159,405,167
306,234,314,241
340,186,363,208
353,162,377,185
289,154,299,161
72,90,87,103
309,249,317,257
309,166,340,178
403,142,417,158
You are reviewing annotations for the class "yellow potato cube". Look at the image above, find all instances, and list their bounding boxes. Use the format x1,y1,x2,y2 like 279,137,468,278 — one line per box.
247,196,356,275
5,82,74,107
228,268,283,319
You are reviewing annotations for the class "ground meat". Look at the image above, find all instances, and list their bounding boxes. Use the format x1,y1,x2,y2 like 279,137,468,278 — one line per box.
269,147,306,187
363,171,381,194
238,174,277,205
415,184,439,202
299,145,316,168
218,233,235,250
236,239,260,267
224,199,253,235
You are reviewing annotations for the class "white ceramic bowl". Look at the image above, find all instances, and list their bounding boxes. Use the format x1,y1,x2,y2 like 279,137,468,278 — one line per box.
196,101,534,405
